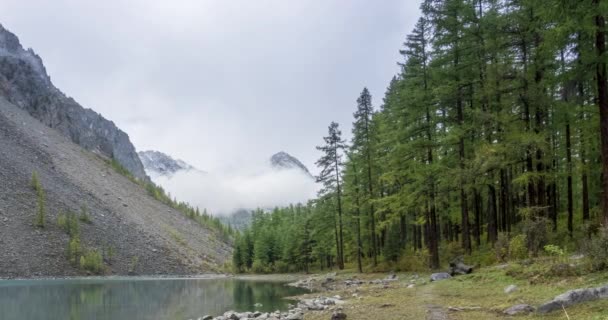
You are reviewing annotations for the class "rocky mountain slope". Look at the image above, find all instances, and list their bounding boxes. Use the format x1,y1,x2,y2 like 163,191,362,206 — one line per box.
0,24,147,180
270,151,313,178
138,150,198,177
0,24,232,278
0,97,231,278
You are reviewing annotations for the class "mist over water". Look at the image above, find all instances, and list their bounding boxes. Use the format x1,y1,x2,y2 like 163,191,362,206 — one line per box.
152,167,318,214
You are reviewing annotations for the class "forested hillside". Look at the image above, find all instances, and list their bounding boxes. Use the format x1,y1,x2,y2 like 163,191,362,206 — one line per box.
233,0,608,273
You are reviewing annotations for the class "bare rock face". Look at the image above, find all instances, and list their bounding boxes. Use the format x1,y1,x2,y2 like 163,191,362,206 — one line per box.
270,151,312,177
0,24,147,181
138,150,197,177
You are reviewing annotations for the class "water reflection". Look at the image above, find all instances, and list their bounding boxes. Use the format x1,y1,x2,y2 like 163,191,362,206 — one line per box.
0,277,308,320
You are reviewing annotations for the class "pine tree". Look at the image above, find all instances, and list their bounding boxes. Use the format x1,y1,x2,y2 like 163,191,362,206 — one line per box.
316,122,347,270
35,187,45,228
351,88,378,266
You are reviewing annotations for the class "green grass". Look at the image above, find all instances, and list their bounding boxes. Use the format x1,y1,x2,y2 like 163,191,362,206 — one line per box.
300,260,608,320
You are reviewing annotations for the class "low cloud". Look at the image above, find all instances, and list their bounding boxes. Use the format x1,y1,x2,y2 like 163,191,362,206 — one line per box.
152,166,318,214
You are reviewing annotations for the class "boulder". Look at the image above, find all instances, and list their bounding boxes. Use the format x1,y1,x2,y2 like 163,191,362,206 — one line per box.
285,312,303,320
503,304,534,316
449,256,473,276
430,272,452,282
331,311,347,320
537,285,608,314
385,273,398,281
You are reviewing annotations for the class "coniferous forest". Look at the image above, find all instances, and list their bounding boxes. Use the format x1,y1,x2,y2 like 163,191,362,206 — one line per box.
233,0,608,274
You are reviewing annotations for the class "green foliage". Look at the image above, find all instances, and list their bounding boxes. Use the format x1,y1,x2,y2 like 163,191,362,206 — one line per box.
31,171,40,190
58,211,80,237
494,233,510,262
522,218,550,257
251,260,269,274
67,235,81,265
509,235,528,260
35,187,45,228
31,170,46,228
396,249,430,272
79,205,92,224
214,0,607,274
79,249,104,274
543,244,565,258
582,229,608,271
106,158,235,242
129,256,139,274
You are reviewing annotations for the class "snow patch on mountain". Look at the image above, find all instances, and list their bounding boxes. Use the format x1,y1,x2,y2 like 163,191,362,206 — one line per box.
139,150,317,214
270,151,313,177
138,150,199,177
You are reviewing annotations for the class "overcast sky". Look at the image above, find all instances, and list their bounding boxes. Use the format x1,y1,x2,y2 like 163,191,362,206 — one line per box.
0,0,420,174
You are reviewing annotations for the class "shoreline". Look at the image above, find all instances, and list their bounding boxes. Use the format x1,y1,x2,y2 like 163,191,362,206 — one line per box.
0,273,232,282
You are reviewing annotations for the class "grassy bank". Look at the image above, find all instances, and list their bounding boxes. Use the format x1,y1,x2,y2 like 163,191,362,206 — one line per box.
294,261,608,320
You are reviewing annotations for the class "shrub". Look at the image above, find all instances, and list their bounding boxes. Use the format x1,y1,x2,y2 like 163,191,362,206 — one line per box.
58,211,79,236
31,171,40,191
57,211,67,229
544,244,565,258
509,234,528,260
397,249,430,272
35,188,46,228
445,241,465,260
67,236,81,265
274,260,289,273
79,205,92,224
581,228,608,271
494,233,509,262
251,259,271,274
128,256,139,274
522,217,550,256
80,249,104,274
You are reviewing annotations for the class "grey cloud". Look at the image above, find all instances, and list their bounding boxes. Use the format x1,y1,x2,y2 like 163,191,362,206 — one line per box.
0,0,420,181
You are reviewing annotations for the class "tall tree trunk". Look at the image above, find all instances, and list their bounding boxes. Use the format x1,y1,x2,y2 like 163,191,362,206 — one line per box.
487,184,498,244
594,0,608,224
473,188,482,247
353,162,363,273
334,157,344,270
566,121,574,235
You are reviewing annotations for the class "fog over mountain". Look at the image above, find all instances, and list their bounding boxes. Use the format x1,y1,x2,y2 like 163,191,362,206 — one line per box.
0,1,418,175
140,151,317,214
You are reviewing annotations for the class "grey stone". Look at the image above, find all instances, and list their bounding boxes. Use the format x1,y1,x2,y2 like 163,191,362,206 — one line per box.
504,284,518,294
537,285,608,314
285,312,303,320
503,304,534,315
430,272,452,282
449,256,473,276
330,311,347,320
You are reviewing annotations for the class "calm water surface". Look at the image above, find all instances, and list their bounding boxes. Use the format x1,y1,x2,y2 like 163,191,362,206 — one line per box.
0,277,309,320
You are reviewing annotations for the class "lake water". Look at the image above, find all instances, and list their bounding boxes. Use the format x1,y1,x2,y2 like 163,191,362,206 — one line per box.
0,277,309,320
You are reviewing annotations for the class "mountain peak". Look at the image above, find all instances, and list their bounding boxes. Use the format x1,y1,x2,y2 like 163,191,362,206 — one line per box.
138,150,197,177
0,24,147,180
270,151,312,177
